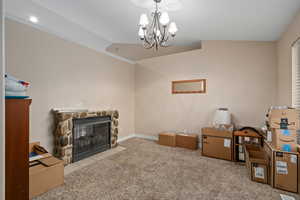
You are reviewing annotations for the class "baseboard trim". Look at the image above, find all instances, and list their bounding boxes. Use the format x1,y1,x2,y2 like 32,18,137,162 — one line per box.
117,134,136,143
118,134,202,149
117,134,158,143
134,134,158,141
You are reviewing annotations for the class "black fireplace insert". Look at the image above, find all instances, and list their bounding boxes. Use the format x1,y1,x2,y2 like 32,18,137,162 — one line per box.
72,116,111,162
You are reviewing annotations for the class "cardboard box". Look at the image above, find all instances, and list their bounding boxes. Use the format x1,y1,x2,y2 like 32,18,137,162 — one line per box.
158,132,176,147
201,128,233,161
29,142,64,199
274,151,298,193
268,109,300,130
264,141,300,193
271,129,298,152
176,134,198,150
298,145,300,194
244,145,268,184
263,141,274,186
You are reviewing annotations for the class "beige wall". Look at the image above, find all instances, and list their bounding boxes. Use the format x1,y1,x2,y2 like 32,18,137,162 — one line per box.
277,11,300,105
135,41,277,137
5,19,135,152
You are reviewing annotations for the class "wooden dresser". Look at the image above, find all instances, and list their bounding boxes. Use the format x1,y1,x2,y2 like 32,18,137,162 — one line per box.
5,99,31,200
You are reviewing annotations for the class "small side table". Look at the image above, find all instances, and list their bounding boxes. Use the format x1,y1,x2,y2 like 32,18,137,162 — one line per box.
233,128,263,162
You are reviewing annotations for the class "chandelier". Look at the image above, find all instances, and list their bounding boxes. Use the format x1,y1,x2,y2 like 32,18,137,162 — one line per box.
138,0,178,50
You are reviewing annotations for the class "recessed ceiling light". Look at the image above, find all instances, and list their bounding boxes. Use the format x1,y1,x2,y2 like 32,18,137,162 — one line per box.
29,16,39,24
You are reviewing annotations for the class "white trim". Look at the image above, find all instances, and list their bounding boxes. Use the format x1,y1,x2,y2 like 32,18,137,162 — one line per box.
117,134,158,143
117,134,202,149
117,134,136,143
134,134,158,141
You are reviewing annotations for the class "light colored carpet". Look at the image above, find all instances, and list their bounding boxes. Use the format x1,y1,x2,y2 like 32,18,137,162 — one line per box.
35,138,300,200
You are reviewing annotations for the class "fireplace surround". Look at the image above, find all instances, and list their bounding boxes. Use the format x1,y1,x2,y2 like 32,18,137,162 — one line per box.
53,110,119,165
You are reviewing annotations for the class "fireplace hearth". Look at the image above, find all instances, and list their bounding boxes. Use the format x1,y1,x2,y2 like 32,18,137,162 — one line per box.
73,116,111,162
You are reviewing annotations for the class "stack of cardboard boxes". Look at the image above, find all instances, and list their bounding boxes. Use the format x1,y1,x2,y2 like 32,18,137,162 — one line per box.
268,109,299,152
265,108,300,193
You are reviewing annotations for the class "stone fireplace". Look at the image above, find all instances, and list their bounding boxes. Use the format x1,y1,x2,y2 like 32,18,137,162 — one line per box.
53,110,119,165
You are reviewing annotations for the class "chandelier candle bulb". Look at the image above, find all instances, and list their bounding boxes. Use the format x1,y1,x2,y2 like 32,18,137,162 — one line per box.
168,22,178,36
156,29,161,37
160,12,170,26
139,14,149,27
138,27,145,39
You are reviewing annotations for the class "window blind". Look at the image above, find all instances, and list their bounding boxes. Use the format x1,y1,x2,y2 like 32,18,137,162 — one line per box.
292,41,300,108
292,41,300,144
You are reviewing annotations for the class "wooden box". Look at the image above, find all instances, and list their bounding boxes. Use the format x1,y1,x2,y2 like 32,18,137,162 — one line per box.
176,134,198,150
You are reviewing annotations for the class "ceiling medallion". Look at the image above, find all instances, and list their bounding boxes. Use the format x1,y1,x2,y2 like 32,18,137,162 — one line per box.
138,0,178,50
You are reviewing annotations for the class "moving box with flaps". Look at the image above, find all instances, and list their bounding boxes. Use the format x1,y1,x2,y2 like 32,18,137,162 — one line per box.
271,129,298,152
268,108,300,130
29,142,64,199
264,141,299,193
158,132,176,147
244,145,269,184
201,127,233,161
263,141,275,186
274,151,298,193
176,134,198,150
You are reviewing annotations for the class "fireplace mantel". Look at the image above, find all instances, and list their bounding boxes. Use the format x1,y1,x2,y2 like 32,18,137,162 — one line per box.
53,109,119,165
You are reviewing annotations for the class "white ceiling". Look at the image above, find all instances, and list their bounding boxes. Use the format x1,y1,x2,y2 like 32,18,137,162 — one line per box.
5,0,300,62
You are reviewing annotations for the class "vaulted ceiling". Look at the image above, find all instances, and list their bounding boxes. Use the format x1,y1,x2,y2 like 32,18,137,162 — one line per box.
5,0,300,62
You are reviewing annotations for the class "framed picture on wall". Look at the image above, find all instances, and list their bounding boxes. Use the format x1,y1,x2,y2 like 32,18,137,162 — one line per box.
172,79,206,94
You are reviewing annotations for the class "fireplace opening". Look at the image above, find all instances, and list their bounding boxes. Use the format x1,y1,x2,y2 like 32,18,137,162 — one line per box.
72,116,111,162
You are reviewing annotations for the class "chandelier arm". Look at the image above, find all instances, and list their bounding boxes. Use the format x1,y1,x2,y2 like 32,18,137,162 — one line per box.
144,33,154,47
149,12,156,31
154,34,158,50
163,34,170,43
143,29,151,45
144,41,155,49
160,26,167,45
157,13,165,39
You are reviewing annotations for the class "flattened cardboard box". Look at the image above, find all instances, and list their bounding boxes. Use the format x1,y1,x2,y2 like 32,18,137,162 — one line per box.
176,134,198,150
158,132,176,147
271,129,298,152
29,142,64,199
268,109,300,130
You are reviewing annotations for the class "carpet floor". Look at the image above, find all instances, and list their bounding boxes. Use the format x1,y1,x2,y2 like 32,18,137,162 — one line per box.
35,138,300,200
